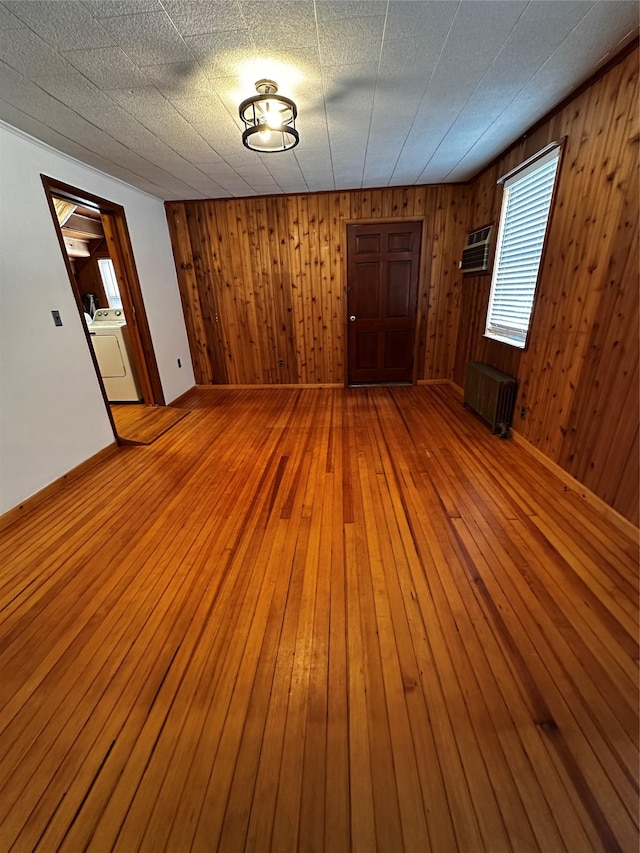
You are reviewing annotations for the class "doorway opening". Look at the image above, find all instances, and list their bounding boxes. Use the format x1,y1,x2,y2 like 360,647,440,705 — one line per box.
42,177,165,441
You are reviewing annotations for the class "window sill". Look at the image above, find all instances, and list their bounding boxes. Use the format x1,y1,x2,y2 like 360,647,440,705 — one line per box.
483,332,526,350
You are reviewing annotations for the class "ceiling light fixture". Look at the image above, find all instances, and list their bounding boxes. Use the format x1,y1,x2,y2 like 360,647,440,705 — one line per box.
239,79,299,153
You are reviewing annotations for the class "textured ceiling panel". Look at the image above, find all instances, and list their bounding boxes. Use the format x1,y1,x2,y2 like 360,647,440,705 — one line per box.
0,2,23,29
526,2,639,95
0,0,636,200
98,11,195,65
315,1,387,21
317,14,385,65
384,1,456,43
5,0,113,50
163,1,246,35
140,62,214,99
242,1,318,49
0,28,71,81
83,1,162,18
63,46,149,89
183,29,254,64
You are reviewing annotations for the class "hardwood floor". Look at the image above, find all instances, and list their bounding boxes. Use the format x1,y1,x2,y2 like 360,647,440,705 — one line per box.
110,404,190,445
0,385,637,852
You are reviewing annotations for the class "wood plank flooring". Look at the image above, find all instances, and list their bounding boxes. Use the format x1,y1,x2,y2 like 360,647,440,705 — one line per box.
110,404,190,445
0,385,637,852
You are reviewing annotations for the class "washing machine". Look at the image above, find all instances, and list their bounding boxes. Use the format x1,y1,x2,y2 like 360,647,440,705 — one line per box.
88,308,143,403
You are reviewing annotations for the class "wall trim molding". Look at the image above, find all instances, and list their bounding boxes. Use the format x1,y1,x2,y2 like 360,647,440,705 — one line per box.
168,385,198,406
436,377,637,534
510,430,639,538
0,443,119,533
0,120,158,201
200,382,455,390
198,380,461,390
194,383,344,390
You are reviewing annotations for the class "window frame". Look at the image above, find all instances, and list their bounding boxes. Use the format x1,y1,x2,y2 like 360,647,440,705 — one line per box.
484,142,563,350
97,257,123,309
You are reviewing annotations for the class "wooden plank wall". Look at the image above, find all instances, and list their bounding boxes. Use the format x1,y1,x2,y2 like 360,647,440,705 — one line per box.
165,186,469,386
457,47,639,525
165,48,638,525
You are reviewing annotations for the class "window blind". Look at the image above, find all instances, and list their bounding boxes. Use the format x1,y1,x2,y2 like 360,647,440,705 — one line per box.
485,147,560,348
98,258,123,310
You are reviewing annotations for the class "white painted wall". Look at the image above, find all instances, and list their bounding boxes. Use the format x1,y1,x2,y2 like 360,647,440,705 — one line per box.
0,122,195,514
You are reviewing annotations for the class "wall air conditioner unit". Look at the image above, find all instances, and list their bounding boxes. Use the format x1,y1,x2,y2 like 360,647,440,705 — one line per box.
460,225,493,273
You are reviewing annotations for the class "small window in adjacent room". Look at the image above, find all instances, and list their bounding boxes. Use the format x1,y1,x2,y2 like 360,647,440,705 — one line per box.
98,257,123,309
485,144,561,349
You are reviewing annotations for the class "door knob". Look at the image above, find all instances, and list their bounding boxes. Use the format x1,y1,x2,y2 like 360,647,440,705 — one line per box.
349,315,356,322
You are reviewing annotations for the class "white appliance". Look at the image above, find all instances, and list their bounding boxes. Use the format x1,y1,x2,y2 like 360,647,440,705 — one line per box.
88,308,143,403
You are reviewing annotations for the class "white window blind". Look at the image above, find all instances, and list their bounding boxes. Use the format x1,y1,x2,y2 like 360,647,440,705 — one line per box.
485,146,561,348
98,258,123,309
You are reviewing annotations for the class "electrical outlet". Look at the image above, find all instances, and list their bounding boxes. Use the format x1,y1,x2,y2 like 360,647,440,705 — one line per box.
51,310,62,327
520,406,527,419
278,358,284,367
177,358,182,368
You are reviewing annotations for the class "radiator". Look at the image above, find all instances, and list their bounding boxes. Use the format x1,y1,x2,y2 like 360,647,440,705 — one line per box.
464,362,516,436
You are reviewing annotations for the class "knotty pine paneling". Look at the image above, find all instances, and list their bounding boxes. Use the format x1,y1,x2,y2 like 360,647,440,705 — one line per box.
166,186,469,387
456,47,639,524
166,48,638,525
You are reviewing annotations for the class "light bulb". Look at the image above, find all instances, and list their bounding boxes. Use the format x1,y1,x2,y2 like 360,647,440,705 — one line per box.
264,99,283,130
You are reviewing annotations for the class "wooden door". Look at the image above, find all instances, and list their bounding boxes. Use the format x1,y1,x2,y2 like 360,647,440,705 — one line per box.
347,221,421,385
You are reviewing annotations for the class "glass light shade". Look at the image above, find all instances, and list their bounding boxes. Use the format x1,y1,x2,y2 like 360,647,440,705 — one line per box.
239,80,299,153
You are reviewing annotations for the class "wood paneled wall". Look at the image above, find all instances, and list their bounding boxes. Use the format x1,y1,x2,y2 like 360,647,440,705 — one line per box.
457,47,639,524
74,239,109,309
165,186,469,386
166,48,638,525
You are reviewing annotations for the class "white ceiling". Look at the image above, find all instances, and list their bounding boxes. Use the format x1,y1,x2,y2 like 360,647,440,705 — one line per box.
0,1,637,200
